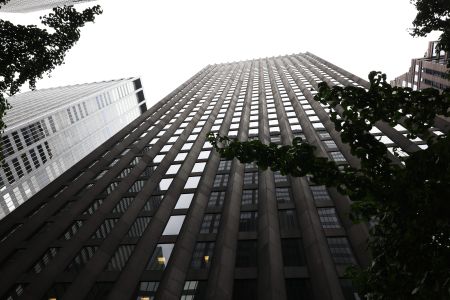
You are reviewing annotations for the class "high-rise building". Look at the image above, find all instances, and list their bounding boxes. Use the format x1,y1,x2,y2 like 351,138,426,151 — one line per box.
391,41,449,92
0,53,444,300
0,0,96,13
0,78,147,219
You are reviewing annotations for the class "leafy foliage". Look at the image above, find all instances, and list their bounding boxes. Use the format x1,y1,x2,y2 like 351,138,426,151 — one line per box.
410,0,450,71
208,72,450,299
0,3,102,158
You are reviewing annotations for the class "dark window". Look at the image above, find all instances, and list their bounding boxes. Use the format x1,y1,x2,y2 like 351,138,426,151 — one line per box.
340,279,360,300
317,208,341,228
112,197,134,213
218,159,232,172
243,172,258,185
274,171,288,183
21,153,32,173
66,246,98,273
213,174,229,188
239,212,258,232
3,162,15,184
235,240,257,268
48,116,57,133
278,210,299,232
143,195,163,212
200,214,221,234
86,283,113,299
310,186,331,201
327,237,356,264
91,218,119,239
137,90,145,102
12,158,24,179
106,245,135,271
136,282,159,299
82,199,104,215
233,280,257,300
60,220,84,240
276,187,292,204
128,180,146,193
285,279,314,300
126,217,151,238
37,144,47,164
190,242,214,269
241,189,258,206
30,148,41,167
281,239,306,266
207,191,225,208
12,131,23,150
44,141,53,159
133,78,142,90
2,135,14,157
181,281,207,300
31,247,59,274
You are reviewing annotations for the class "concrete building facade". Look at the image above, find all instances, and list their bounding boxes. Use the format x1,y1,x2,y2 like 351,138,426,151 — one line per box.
0,0,95,13
391,41,449,92
0,53,446,300
0,78,147,219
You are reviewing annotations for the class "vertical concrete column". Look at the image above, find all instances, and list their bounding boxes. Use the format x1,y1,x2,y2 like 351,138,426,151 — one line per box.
257,59,287,300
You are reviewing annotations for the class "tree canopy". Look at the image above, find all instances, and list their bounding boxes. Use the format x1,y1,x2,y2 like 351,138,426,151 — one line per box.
0,2,102,150
208,72,450,299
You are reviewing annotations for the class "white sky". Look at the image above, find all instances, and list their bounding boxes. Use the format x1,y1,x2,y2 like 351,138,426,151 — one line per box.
0,0,441,109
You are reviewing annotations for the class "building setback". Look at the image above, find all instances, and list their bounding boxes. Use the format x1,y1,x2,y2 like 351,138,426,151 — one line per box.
0,0,96,13
391,41,449,92
0,53,446,300
0,78,147,219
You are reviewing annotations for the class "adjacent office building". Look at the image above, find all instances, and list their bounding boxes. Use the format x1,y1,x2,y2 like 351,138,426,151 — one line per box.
0,0,96,13
0,78,147,219
0,53,447,300
391,41,449,92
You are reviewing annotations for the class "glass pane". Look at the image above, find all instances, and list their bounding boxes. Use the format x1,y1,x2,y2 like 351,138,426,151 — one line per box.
162,215,185,235
175,193,194,209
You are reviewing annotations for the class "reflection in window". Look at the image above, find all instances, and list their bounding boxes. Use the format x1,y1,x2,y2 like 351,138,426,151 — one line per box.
207,191,225,208
192,162,206,173
166,164,181,175
278,210,299,232
175,193,194,209
175,152,188,161
162,215,185,235
275,187,292,204
190,242,214,269
200,214,221,234
198,151,211,160
241,189,258,206
327,237,356,264
184,176,201,189
136,282,159,300
310,186,331,201
213,174,229,188
159,178,173,190
317,208,341,229
239,212,258,232
147,244,174,270
181,281,207,300
243,172,258,185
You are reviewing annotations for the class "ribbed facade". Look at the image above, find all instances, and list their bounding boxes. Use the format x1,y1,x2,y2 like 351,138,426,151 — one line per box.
0,0,96,13
0,53,446,300
0,78,147,219
391,41,449,92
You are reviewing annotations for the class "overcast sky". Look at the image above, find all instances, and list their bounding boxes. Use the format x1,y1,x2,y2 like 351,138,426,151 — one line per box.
1,0,441,108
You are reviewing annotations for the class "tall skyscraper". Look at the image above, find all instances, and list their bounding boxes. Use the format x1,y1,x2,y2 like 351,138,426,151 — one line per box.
0,78,147,219
0,0,96,13
391,41,449,92
0,53,443,300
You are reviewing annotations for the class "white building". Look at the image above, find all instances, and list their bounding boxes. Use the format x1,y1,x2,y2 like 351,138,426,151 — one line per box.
0,78,147,218
0,0,96,13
